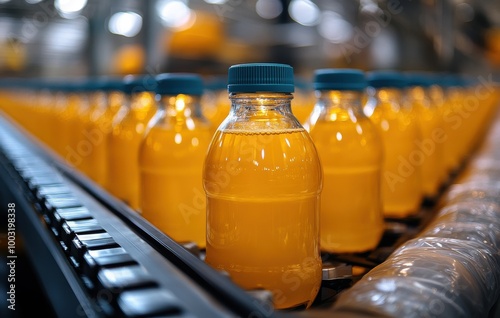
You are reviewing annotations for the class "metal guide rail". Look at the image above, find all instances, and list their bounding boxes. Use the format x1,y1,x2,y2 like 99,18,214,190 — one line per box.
0,113,286,318
0,112,456,317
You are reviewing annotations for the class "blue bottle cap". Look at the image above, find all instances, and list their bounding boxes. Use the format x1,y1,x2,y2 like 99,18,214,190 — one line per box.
366,71,408,89
155,73,204,96
97,76,126,92
406,72,433,88
124,74,157,94
204,75,228,91
313,69,367,91
437,74,463,88
227,63,294,93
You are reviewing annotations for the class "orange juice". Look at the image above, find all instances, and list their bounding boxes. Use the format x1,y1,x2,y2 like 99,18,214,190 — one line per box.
70,82,94,175
108,76,156,210
366,72,422,218
204,129,322,309
407,74,443,199
84,88,108,185
139,74,211,247
202,76,230,131
203,63,322,310
85,79,125,188
292,78,315,125
428,79,448,185
441,78,464,174
59,85,85,168
304,69,383,253
34,87,54,146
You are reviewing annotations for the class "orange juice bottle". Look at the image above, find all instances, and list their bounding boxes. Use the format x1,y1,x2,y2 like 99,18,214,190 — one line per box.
304,69,383,253
139,73,212,247
292,77,315,125
85,78,125,188
108,75,157,210
202,76,230,131
32,83,53,145
42,81,62,152
366,71,422,218
203,63,322,310
406,73,443,200
440,75,465,175
57,82,86,169
427,76,448,186
71,80,94,175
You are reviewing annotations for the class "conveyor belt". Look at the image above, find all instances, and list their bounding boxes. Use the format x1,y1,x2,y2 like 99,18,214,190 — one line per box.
1,108,499,317
0,113,285,318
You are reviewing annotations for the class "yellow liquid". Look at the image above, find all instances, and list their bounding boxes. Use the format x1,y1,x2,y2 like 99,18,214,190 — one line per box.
202,90,231,131
59,94,83,167
292,91,315,125
307,118,383,253
442,88,474,173
203,129,322,310
71,94,93,175
108,92,156,210
368,93,422,218
410,88,443,198
139,126,212,247
85,93,123,188
428,85,448,186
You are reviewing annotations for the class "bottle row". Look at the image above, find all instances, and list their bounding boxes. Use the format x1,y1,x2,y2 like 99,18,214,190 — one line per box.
0,64,498,310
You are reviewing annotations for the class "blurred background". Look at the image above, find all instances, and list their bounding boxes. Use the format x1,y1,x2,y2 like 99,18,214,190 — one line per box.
1,0,500,80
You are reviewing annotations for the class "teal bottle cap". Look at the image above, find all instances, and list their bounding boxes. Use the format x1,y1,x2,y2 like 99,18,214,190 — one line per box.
155,73,204,96
366,71,408,89
227,63,295,93
313,69,367,91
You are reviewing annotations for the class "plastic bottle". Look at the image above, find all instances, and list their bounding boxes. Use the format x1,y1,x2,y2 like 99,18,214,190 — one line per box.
441,75,466,175
427,75,448,186
203,63,322,310
292,77,315,125
366,71,422,218
406,73,444,200
139,73,211,248
202,75,230,131
108,75,156,210
85,78,125,188
304,69,384,253
57,81,88,171
71,79,94,175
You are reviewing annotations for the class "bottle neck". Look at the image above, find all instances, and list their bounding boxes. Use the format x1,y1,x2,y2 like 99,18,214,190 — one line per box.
428,85,444,103
229,93,294,120
229,92,293,106
315,90,365,114
154,93,205,130
90,91,108,112
130,91,155,115
372,87,405,111
107,91,125,113
408,86,431,107
158,93,202,115
224,92,301,131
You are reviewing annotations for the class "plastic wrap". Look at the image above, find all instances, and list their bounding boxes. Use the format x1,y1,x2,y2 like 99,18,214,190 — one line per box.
331,118,500,317
332,235,500,318
443,182,500,206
